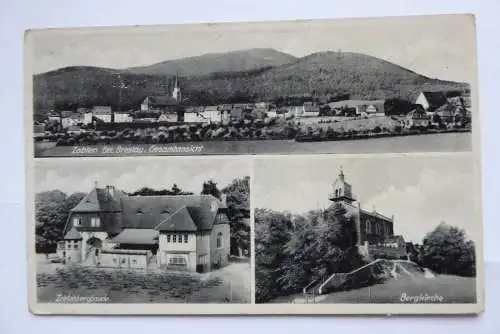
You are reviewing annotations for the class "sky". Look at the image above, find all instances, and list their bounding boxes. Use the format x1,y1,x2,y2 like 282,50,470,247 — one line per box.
253,153,479,244
29,15,476,82
34,156,250,196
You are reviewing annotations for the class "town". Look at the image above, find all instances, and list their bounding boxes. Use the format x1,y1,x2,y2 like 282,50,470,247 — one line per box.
33,76,472,148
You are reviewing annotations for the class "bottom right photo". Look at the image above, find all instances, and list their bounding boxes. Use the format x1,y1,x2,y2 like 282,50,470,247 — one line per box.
253,154,479,304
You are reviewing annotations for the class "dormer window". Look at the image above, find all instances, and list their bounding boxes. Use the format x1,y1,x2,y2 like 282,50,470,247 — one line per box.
136,208,144,215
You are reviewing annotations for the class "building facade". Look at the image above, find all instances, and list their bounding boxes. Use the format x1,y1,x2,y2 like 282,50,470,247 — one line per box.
56,185,230,272
327,168,407,260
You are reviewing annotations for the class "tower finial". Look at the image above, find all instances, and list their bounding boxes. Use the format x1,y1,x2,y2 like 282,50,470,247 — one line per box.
339,165,344,180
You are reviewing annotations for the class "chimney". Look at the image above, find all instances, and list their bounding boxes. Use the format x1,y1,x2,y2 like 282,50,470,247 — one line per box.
220,193,227,207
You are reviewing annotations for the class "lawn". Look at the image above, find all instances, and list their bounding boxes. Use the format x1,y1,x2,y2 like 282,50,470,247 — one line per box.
268,275,476,304
37,259,250,303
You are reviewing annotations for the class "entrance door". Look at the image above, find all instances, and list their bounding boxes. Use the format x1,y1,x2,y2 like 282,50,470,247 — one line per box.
86,237,102,264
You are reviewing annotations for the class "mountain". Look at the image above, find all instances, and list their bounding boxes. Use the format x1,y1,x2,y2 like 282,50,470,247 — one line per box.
182,51,469,104
125,48,297,76
32,50,469,115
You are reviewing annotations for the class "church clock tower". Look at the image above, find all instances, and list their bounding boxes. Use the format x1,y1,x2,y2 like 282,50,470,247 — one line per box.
329,166,355,204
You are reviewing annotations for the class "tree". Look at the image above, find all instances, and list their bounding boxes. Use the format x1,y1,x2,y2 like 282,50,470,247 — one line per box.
35,190,86,253
170,184,182,195
222,177,251,257
201,180,221,199
255,208,293,303
419,222,476,276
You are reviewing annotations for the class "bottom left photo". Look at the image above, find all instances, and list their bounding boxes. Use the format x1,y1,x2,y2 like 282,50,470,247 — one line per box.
32,156,251,304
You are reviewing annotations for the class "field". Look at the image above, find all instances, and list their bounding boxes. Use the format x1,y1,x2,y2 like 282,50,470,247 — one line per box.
36,256,251,303
268,275,476,304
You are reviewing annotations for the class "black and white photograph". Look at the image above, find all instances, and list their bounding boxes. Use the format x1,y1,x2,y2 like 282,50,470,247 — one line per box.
254,155,479,305
33,157,251,304
28,15,475,158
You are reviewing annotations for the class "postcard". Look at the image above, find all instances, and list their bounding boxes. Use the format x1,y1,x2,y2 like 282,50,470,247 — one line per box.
25,14,483,315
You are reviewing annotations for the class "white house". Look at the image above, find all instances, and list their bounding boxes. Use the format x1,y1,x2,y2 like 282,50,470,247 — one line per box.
114,112,133,123
57,185,231,272
92,106,113,123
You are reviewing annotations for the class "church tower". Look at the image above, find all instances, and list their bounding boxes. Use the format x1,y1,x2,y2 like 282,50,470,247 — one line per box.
172,74,181,102
329,166,355,204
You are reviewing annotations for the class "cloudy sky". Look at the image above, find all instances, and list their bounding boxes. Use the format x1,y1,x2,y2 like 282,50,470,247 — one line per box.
30,15,476,82
35,156,250,196
253,154,479,243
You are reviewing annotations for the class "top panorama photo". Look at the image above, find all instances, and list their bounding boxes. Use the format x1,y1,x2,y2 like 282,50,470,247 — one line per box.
28,15,476,157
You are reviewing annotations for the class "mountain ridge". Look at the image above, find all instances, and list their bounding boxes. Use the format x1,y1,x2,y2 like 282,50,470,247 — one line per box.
32,49,469,114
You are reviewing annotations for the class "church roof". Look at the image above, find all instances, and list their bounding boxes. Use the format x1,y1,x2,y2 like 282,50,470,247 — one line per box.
145,95,179,107
360,209,393,222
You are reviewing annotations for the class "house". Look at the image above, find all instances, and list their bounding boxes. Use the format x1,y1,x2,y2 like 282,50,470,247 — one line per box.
327,100,385,116
61,112,85,129
56,184,230,272
401,108,430,128
114,112,133,123
33,123,46,135
92,106,113,123
415,90,464,113
202,106,224,124
328,168,407,260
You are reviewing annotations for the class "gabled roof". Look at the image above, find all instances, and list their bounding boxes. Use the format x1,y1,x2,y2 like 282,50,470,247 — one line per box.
64,227,82,240
155,206,198,232
111,228,158,245
120,194,223,231
360,209,393,222
71,190,100,212
71,187,126,213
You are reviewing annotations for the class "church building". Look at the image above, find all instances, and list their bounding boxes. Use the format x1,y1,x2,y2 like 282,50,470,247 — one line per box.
56,184,231,272
139,75,185,122
328,168,407,260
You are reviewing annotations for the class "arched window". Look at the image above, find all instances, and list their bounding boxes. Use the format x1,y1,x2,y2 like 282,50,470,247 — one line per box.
216,232,223,249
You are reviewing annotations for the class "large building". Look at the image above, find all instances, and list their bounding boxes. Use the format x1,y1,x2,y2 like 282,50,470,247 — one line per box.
328,168,407,260
140,76,185,122
56,184,231,272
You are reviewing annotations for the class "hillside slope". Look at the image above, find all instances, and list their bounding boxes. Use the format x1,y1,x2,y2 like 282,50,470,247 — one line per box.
32,50,469,115
126,48,297,76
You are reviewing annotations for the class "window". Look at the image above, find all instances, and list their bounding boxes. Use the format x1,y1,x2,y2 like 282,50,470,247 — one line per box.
173,235,177,243
217,232,223,249
167,235,171,243
183,234,188,243
132,259,137,264
73,217,81,226
168,255,187,266
91,217,101,227
67,243,72,249
73,242,78,250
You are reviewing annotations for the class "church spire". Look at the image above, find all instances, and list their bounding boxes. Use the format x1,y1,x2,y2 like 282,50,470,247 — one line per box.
339,165,345,181
172,73,181,102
